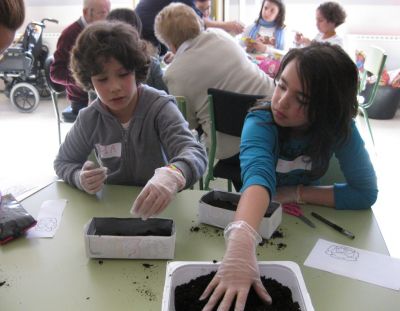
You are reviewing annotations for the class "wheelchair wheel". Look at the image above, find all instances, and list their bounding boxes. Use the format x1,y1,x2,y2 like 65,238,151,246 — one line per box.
10,82,40,113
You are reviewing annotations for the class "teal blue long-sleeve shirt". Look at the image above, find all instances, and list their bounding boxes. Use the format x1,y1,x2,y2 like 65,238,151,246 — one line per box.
240,110,378,210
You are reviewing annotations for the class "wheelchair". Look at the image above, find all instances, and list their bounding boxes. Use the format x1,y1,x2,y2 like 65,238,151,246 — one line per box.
0,18,58,112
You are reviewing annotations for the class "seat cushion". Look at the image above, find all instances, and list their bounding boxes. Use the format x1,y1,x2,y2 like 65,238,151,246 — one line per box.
366,86,400,120
213,160,241,184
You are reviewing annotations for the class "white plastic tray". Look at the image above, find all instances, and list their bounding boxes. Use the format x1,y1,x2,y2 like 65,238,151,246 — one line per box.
162,261,314,311
198,190,282,239
84,218,176,259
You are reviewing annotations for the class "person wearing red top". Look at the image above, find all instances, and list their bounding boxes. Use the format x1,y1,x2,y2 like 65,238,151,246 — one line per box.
50,0,110,121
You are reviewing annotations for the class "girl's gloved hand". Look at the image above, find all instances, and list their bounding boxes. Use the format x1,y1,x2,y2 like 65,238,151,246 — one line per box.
130,166,186,220
200,221,272,311
79,161,107,194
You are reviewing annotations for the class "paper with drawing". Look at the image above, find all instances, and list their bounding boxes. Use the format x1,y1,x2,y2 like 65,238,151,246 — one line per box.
27,199,67,238
304,239,400,290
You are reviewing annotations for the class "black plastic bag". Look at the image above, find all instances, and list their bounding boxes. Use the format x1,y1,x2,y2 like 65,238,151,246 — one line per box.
0,193,37,244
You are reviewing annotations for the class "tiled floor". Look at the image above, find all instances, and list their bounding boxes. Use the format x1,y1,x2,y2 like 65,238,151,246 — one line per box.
0,92,399,258
0,93,69,197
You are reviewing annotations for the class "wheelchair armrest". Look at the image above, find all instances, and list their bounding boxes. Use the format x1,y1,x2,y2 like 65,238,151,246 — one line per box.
3,45,24,55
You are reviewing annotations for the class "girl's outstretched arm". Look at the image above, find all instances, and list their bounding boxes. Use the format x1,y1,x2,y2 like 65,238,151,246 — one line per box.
200,185,272,311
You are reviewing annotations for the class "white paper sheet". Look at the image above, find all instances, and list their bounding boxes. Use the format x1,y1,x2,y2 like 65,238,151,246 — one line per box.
304,239,400,290
27,199,67,238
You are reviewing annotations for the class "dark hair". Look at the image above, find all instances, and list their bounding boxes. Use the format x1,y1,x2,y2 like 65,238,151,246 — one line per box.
107,8,142,36
70,21,150,91
318,1,346,27
257,0,285,29
0,0,25,30
273,42,358,177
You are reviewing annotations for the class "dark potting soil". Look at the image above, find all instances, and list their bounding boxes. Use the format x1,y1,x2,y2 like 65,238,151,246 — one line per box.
206,199,280,218
175,271,301,311
87,218,173,236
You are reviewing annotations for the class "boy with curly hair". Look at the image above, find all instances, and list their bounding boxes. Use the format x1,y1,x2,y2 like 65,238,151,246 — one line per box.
54,21,207,219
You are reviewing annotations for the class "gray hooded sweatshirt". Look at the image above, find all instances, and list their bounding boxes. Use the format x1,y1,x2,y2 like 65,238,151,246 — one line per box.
54,85,207,190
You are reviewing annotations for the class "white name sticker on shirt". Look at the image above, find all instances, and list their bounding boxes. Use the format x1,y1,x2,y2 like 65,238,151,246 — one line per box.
95,143,122,159
276,155,311,174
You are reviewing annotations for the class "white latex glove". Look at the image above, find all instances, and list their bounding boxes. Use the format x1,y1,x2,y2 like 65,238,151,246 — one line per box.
200,221,272,311
79,161,107,194
130,166,186,220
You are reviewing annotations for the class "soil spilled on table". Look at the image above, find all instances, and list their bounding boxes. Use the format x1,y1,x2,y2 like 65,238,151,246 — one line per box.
190,223,288,252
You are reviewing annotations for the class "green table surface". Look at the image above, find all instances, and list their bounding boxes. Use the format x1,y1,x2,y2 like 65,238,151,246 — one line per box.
1,181,399,311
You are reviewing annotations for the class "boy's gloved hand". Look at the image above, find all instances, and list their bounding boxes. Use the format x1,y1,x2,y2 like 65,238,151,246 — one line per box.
79,161,107,194
200,221,272,311
130,166,186,220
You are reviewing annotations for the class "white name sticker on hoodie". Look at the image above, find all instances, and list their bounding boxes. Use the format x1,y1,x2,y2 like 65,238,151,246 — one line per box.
95,143,122,159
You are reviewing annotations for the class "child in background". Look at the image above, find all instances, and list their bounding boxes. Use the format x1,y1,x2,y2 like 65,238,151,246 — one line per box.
295,1,346,47
54,21,207,219
200,42,377,311
107,8,168,92
241,0,286,53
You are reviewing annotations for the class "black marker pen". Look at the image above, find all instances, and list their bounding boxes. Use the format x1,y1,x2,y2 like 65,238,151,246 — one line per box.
311,212,355,239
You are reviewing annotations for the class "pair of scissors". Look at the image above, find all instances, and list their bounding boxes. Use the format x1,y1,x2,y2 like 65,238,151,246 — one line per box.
282,203,316,228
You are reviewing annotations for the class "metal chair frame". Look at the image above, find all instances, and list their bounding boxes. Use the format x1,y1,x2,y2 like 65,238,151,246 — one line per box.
358,46,387,146
175,96,203,190
44,55,67,145
204,88,264,191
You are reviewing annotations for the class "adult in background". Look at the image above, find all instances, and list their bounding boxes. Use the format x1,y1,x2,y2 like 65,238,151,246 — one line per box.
135,0,244,55
107,8,168,92
0,0,25,54
155,3,275,189
50,0,111,122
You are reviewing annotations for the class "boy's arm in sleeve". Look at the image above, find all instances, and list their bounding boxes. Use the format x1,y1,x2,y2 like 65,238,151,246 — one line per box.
156,100,207,188
54,115,93,189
